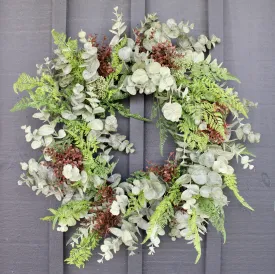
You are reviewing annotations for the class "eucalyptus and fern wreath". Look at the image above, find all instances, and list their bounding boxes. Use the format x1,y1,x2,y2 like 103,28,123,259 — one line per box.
12,7,260,268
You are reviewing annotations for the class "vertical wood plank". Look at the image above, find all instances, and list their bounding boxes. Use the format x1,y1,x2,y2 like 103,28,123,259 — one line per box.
49,1,67,274
205,1,224,274
128,1,145,274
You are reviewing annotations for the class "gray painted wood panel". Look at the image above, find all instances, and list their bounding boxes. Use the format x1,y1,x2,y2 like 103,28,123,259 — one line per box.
0,1,52,274
0,0,274,274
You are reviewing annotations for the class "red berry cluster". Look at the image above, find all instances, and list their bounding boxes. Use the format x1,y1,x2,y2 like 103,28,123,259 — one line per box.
44,145,84,183
89,35,114,78
151,41,182,69
147,152,179,183
89,186,121,237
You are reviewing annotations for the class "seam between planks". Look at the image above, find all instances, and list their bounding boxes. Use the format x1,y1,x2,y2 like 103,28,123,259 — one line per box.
128,1,146,274
205,1,224,274
49,1,67,274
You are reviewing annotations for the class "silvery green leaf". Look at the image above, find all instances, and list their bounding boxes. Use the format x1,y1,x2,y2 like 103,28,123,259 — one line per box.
20,162,28,170
181,190,193,200
63,64,72,75
144,81,156,95
81,52,93,59
118,25,127,36
132,69,149,84
28,159,39,173
93,107,105,114
176,174,191,185
108,174,121,187
31,140,42,149
89,119,103,130
189,166,208,185
118,47,132,61
126,86,136,95
199,185,212,198
44,135,53,146
109,227,123,237
241,155,249,165
119,140,129,151
198,152,215,167
93,175,104,188
254,132,261,142
78,29,86,39
159,67,170,77
73,83,84,94
32,112,44,120
127,38,135,49
84,43,97,55
25,133,33,142
162,22,180,38
198,35,208,45
61,110,77,120
185,184,200,194
150,235,161,247
136,218,148,230
243,124,251,134
207,145,234,160
81,170,88,184
146,62,161,75
110,201,120,215
162,102,182,122
144,180,165,200
207,171,222,186
122,230,133,246
192,52,204,63
56,129,66,139
248,132,255,143
83,70,96,81
212,160,234,175
211,187,223,200
62,164,72,179
199,121,207,130
109,34,120,47
236,127,244,140
38,125,55,136
132,186,141,195
105,115,118,132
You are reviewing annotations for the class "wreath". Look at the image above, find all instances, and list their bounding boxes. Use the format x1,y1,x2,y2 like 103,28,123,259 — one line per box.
12,7,260,268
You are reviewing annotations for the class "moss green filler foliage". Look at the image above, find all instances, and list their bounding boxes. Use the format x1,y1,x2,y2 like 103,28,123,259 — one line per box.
13,7,260,268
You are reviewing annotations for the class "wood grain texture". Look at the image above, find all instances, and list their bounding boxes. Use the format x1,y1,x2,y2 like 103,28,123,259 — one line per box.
204,1,223,274
0,1,52,274
222,1,275,273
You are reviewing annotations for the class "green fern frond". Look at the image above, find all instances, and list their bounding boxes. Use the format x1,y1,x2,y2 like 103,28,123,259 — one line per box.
198,197,226,242
41,200,90,230
223,174,254,211
65,231,101,268
13,73,42,93
156,118,168,156
107,36,128,81
52,29,78,56
125,192,146,217
109,102,150,122
187,210,201,264
143,181,181,244
11,97,32,112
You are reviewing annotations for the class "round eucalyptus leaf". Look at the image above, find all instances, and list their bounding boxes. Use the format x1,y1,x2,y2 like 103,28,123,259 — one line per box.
38,125,55,136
